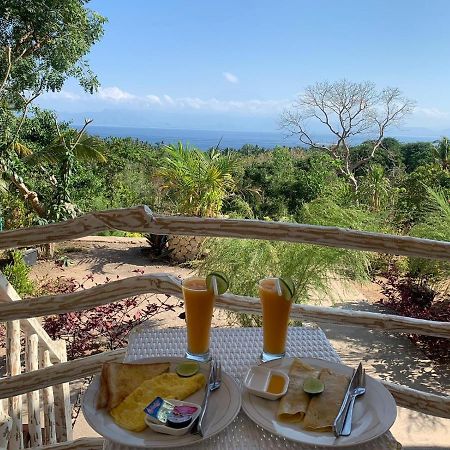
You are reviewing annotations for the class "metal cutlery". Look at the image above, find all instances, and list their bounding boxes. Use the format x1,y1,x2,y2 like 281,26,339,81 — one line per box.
333,362,363,437
340,366,366,436
193,359,222,437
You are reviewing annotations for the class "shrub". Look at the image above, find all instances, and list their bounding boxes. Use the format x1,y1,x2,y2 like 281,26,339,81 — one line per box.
40,274,182,360
377,266,449,363
2,251,34,295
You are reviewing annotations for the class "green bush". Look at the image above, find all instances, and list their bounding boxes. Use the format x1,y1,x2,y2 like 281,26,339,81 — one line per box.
3,251,34,295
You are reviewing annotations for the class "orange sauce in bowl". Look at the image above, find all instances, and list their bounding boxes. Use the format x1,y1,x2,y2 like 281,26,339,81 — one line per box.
266,373,286,395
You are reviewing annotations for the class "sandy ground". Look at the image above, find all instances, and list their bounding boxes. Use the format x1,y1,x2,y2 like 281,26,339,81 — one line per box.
25,237,450,448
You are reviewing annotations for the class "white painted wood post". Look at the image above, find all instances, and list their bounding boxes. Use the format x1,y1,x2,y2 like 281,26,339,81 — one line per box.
39,349,57,445
52,341,72,442
6,321,23,450
0,399,12,450
25,334,42,446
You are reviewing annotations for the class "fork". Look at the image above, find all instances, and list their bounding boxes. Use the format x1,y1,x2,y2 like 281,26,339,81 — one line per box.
340,368,366,436
193,360,222,437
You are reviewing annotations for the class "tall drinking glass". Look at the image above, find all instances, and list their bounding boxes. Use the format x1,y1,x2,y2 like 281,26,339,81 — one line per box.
259,277,293,362
182,276,215,362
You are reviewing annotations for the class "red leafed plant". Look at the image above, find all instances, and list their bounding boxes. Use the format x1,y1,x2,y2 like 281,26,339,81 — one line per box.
376,265,450,363
39,274,182,360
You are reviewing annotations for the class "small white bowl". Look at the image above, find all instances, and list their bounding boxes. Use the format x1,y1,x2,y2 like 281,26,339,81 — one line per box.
244,366,289,400
144,399,202,436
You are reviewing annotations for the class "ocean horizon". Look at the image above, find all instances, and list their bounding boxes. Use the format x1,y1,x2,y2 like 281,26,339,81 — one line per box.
80,125,441,150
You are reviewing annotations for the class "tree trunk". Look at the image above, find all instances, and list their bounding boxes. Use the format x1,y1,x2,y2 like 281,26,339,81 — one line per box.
8,170,47,217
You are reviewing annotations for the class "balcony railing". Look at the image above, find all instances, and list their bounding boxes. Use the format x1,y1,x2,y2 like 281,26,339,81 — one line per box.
0,206,449,449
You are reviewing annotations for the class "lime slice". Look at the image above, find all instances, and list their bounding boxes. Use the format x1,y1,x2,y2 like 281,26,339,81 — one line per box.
279,277,295,300
176,361,200,377
303,377,324,394
206,272,229,295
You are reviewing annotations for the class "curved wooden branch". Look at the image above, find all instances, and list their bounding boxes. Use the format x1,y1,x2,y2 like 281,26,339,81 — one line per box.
0,274,448,338
382,380,450,419
0,206,449,260
0,348,125,400
33,437,104,450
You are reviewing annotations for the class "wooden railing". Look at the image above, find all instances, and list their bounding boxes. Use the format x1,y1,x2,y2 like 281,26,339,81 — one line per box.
0,206,449,449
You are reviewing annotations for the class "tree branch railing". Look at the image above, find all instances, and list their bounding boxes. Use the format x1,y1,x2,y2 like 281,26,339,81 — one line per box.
0,273,448,338
0,206,449,260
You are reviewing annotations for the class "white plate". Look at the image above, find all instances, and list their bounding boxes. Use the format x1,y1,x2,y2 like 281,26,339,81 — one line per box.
242,357,397,448
82,357,241,448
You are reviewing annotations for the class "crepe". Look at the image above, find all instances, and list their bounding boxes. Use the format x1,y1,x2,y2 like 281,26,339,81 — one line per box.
110,372,206,432
96,362,170,410
303,368,350,432
277,359,320,423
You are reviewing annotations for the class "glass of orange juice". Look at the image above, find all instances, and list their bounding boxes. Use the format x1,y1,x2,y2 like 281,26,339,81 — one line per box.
182,276,216,362
259,277,294,362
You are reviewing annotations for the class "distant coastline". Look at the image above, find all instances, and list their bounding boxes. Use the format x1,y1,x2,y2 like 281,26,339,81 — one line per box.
79,125,441,150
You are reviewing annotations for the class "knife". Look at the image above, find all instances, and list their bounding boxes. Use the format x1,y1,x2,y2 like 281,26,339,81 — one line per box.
191,361,214,435
333,362,363,437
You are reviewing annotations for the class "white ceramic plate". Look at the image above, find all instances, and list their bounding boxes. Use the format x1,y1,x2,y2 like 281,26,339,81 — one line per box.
242,357,397,448
82,357,241,448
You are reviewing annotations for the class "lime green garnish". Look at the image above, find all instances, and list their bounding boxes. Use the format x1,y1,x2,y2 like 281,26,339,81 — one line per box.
176,361,200,377
279,277,295,300
303,377,324,394
206,272,229,295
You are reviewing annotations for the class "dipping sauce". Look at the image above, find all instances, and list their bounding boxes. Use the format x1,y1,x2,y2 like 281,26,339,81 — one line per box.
266,373,286,395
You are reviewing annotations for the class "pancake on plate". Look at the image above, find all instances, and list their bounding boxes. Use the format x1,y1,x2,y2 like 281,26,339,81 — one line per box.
303,368,350,432
277,359,320,423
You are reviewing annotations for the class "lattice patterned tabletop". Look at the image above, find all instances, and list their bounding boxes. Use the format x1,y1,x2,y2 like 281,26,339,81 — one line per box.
103,325,401,450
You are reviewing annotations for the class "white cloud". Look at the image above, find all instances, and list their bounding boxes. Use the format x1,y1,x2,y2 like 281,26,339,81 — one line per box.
97,86,136,101
223,72,239,84
163,94,175,105
146,94,162,105
414,106,450,120
40,86,290,114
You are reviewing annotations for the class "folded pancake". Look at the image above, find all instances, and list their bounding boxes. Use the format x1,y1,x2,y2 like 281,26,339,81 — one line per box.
96,362,170,410
277,359,320,423
110,372,206,432
303,368,349,431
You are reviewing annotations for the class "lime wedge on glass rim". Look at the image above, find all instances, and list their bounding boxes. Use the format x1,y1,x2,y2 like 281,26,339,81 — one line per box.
278,276,295,300
176,361,200,377
206,272,229,295
303,377,324,394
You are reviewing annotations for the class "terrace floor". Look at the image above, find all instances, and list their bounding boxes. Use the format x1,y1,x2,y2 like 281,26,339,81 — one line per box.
29,236,450,449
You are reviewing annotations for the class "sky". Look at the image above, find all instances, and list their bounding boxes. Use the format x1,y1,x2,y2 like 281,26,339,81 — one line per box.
37,0,450,133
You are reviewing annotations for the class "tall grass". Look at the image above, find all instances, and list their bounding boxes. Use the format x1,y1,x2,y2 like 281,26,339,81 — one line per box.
197,198,384,326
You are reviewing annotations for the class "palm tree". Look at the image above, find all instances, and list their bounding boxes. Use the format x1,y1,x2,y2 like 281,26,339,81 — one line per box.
433,137,449,170
26,120,106,220
157,142,235,217
359,164,390,211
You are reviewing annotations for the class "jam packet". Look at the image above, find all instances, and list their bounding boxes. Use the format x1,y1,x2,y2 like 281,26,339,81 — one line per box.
144,397,175,424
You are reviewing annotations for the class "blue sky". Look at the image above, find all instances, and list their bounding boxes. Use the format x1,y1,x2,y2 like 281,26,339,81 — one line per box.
38,0,450,132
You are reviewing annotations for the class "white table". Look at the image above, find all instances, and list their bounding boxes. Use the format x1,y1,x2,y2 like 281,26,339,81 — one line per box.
103,325,401,450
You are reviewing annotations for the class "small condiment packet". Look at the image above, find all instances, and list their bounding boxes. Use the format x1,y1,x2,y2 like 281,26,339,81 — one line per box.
144,397,175,424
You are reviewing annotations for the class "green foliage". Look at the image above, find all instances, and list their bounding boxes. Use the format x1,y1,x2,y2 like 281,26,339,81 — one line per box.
432,137,450,170
407,187,450,281
156,142,236,217
2,251,34,295
198,199,378,326
401,142,435,172
395,164,450,226
358,164,391,211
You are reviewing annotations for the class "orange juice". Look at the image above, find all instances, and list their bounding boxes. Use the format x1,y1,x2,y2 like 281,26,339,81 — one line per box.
182,277,215,356
259,278,292,356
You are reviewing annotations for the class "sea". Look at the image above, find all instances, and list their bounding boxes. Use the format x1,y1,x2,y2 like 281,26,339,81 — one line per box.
82,125,439,151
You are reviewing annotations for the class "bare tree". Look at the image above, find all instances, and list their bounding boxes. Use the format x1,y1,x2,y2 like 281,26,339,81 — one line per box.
280,80,415,192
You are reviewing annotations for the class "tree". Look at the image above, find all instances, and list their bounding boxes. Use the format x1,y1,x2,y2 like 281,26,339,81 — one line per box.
0,0,106,217
433,137,450,170
401,142,435,172
280,80,414,192
156,142,236,217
